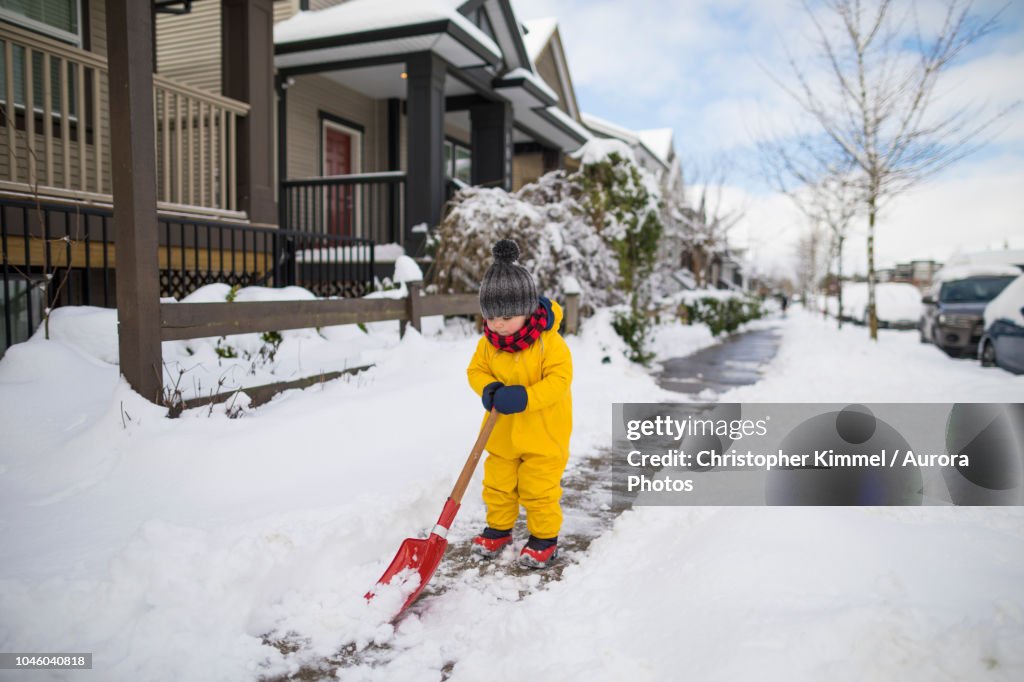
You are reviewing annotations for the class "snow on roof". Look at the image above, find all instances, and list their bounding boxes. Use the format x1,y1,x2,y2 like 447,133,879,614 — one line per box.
944,249,1024,269
501,66,558,103
544,106,592,144
580,112,641,146
274,0,501,60
571,137,635,165
933,262,1022,282
522,18,558,61
638,128,674,162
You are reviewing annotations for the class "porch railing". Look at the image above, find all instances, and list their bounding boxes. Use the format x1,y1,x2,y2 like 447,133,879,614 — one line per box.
281,171,405,245
1,195,375,354
0,21,248,215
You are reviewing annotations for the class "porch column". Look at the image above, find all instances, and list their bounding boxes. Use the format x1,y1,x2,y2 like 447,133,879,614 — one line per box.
106,0,162,403
222,0,276,225
470,101,512,190
405,52,446,256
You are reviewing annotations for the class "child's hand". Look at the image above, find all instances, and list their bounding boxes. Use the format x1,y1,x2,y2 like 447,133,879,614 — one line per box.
493,385,528,414
482,381,504,411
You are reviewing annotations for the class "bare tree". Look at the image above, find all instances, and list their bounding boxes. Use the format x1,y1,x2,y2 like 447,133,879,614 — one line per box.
770,0,1016,339
760,138,860,327
676,159,746,288
795,219,829,309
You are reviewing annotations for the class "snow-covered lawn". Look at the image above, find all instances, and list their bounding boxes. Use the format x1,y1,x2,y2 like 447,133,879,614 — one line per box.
0,303,1021,681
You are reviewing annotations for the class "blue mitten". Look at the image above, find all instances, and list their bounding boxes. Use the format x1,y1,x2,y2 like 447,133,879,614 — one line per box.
481,381,504,411
493,385,528,414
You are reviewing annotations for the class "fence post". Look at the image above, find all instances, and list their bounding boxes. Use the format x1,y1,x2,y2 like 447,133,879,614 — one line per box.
401,279,422,338
563,292,579,335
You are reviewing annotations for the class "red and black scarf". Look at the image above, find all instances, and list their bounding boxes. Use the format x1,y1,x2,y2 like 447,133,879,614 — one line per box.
484,302,549,353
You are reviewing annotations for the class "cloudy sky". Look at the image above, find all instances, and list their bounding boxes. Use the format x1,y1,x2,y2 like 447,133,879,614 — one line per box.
511,0,1024,279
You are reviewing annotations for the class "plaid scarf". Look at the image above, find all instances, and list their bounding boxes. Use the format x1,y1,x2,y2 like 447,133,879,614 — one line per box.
484,302,549,353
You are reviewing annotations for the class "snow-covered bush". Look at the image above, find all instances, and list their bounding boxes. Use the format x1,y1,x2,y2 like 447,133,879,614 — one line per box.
429,140,662,327
427,175,620,315
677,291,764,336
575,146,663,307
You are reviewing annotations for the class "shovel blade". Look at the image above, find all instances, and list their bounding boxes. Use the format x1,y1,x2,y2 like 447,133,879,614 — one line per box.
366,533,448,616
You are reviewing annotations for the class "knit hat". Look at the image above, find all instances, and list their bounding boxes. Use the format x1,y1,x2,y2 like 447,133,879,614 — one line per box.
479,239,538,319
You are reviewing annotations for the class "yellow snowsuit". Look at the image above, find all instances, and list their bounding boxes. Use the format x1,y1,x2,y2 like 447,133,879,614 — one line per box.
467,300,573,539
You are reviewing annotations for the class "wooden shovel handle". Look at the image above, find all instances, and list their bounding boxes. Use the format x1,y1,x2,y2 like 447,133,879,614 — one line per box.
450,409,500,505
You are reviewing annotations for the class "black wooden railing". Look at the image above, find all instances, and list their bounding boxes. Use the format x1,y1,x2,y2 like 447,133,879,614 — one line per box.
1,196,375,354
281,171,405,245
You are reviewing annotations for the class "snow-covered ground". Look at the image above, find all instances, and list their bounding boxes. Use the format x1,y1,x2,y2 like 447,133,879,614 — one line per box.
1,301,1022,681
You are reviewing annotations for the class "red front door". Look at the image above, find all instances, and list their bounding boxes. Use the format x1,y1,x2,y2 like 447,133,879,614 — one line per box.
324,126,354,236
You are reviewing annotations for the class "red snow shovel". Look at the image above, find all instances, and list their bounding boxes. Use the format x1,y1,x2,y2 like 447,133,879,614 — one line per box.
365,409,500,617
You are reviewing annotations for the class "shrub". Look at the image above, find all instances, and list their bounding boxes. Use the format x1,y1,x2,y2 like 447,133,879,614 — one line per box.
612,307,656,366
679,294,765,336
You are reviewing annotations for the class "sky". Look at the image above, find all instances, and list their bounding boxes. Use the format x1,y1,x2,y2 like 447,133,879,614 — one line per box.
511,0,1024,279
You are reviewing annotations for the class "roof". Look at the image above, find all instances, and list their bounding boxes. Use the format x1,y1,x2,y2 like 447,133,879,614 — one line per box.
581,113,669,173
580,113,641,146
274,0,501,67
637,128,674,163
522,17,558,62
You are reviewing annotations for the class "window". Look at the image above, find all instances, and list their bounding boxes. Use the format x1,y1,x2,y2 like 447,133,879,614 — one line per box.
0,1,82,118
444,139,472,184
0,0,81,45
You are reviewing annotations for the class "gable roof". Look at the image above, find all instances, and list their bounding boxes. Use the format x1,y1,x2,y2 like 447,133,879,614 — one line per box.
522,17,557,62
521,18,580,121
637,128,674,164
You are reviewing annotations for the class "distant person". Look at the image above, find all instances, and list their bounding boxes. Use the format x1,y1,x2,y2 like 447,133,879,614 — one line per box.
779,293,789,317
466,239,573,569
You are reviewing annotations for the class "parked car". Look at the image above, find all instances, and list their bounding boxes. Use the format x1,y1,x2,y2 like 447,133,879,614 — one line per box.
920,264,1021,357
979,274,1024,374
838,282,921,329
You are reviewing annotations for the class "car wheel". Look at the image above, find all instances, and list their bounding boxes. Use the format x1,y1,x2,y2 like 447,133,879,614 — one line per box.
980,340,997,368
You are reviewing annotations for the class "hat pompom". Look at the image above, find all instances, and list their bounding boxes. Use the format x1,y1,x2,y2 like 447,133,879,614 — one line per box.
492,239,520,264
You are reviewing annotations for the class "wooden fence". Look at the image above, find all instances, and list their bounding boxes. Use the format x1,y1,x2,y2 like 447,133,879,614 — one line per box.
160,281,581,341
159,282,581,410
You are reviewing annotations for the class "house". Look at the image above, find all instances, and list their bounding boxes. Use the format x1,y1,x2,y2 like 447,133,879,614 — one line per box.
515,17,588,189
0,0,591,354
0,0,282,354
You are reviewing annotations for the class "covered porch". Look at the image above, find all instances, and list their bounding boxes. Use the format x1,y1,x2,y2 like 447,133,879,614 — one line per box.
273,1,590,259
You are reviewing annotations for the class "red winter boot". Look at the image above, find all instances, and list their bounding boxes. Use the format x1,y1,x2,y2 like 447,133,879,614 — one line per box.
470,528,513,559
519,536,558,568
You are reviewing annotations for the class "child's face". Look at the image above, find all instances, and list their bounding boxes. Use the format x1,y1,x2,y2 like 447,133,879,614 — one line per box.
485,315,527,336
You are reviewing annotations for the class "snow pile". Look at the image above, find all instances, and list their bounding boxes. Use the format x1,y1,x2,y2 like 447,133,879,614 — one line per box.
38,306,119,365
392,255,423,283
835,282,923,323
984,274,1024,328
419,506,1024,681
3,303,1024,679
720,308,1024,402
